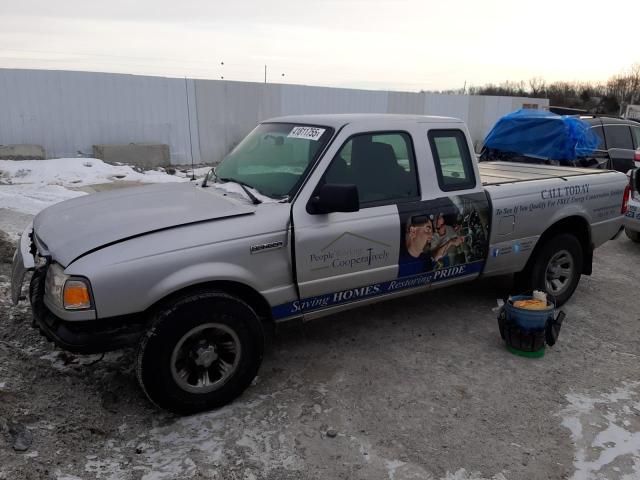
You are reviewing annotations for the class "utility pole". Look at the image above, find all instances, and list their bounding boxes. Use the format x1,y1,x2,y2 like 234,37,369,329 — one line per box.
264,65,284,83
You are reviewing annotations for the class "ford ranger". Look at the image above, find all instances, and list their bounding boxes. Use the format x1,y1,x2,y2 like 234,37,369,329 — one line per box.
10,114,629,413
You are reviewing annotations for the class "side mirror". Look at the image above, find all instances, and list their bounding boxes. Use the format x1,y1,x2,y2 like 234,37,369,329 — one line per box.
309,184,359,214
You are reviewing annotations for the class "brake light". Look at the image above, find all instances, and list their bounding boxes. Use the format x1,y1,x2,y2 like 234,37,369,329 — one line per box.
622,184,631,214
635,150,640,162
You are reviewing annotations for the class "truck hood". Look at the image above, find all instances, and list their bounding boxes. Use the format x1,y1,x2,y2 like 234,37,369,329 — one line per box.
33,183,255,266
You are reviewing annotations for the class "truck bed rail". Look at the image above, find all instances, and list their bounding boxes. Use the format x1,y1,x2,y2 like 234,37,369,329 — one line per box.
479,161,610,186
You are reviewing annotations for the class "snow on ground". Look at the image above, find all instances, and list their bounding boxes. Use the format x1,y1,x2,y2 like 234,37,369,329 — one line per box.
0,158,278,218
183,166,212,178
0,184,87,216
0,158,200,216
0,158,190,188
440,470,508,480
64,384,509,480
559,382,640,479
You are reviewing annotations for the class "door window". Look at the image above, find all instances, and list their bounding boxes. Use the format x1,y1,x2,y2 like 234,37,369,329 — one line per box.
323,132,419,205
604,125,634,150
428,130,476,191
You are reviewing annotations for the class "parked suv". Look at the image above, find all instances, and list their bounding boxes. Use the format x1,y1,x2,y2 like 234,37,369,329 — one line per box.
582,116,640,173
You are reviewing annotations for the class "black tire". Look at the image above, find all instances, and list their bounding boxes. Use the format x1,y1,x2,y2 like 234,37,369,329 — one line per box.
136,290,264,415
625,228,640,243
29,266,47,323
526,233,583,307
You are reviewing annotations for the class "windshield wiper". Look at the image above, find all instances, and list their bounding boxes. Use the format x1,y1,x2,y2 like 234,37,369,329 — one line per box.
201,166,216,188
218,177,262,205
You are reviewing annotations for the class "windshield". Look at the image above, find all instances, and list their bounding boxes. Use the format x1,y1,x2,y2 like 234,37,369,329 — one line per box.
215,123,333,199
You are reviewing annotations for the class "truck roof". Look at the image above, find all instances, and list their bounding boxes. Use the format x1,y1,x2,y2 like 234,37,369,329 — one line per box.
262,113,462,129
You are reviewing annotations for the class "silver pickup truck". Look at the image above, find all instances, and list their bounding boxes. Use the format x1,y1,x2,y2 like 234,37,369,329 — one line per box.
10,114,629,413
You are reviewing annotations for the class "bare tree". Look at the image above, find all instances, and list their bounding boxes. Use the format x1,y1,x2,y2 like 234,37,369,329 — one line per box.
627,63,640,108
607,74,633,115
528,77,546,97
447,62,640,115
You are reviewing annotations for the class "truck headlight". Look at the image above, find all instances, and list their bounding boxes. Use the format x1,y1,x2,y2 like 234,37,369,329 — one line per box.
45,263,66,307
45,263,93,310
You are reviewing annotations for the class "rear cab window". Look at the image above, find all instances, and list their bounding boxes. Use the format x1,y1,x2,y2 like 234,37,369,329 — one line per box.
428,129,476,191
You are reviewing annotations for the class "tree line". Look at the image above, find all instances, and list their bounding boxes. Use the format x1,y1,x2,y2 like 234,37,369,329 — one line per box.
434,63,640,116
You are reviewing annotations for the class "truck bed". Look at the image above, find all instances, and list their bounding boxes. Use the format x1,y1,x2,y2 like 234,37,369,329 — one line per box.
479,161,610,186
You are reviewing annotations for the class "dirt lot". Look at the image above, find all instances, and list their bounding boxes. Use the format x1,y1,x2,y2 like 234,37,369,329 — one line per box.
1,229,639,480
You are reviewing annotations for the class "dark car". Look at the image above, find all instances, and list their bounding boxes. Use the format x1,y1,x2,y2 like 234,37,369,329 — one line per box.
582,116,640,173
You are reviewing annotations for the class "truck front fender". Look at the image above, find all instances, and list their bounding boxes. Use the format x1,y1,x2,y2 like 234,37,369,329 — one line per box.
144,262,264,313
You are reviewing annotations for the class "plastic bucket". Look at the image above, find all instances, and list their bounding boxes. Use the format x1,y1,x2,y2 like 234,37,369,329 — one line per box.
504,295,554,331
499,295,555,355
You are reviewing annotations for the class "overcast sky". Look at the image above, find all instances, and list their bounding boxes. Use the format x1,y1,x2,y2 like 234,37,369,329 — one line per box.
1,0,637,91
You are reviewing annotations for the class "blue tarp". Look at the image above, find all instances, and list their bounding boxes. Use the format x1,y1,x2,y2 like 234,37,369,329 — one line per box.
483,109,600,162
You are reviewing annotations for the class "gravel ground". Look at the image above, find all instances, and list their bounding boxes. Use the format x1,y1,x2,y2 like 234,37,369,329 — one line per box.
0,229,639,480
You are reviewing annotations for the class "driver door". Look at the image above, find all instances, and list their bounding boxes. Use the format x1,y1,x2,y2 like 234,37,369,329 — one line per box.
290,129,421,318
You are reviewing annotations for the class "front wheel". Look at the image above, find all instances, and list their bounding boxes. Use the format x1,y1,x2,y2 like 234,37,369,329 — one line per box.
521,234,583,307
625,228,640,243
136,291,264,415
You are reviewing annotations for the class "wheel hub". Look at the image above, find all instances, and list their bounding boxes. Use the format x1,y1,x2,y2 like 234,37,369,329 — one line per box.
545,249,574,294
192,343,218,368
170,322,242,394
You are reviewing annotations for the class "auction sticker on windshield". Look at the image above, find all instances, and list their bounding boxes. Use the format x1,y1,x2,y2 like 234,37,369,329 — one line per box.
288,126,326,141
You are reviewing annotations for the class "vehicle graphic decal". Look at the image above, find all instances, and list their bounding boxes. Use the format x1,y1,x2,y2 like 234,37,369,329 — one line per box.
275,193,491,320
308,232,391,273
397,193,490,278
272,260,485,319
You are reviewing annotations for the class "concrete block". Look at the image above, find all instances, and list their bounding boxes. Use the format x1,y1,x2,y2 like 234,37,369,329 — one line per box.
92,143,170,169
0,144,46,160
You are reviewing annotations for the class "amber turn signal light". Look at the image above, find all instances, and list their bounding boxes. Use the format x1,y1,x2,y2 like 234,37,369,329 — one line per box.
63,280,91,309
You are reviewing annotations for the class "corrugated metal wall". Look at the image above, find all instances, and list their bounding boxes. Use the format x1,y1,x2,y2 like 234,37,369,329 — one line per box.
0,69,199,163
0,69,548,164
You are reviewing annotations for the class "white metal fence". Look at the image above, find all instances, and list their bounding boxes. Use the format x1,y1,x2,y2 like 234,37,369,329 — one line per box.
0,69,548,164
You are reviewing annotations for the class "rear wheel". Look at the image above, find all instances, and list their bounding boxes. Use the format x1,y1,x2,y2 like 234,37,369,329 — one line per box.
517,234,583,307
136,290,264,415
625,228,640,243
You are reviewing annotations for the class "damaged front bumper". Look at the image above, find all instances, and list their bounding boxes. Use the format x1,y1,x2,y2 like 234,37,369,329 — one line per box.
30,268,147,354
10,222,36,305
11,223,146,353
32,303,147,354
